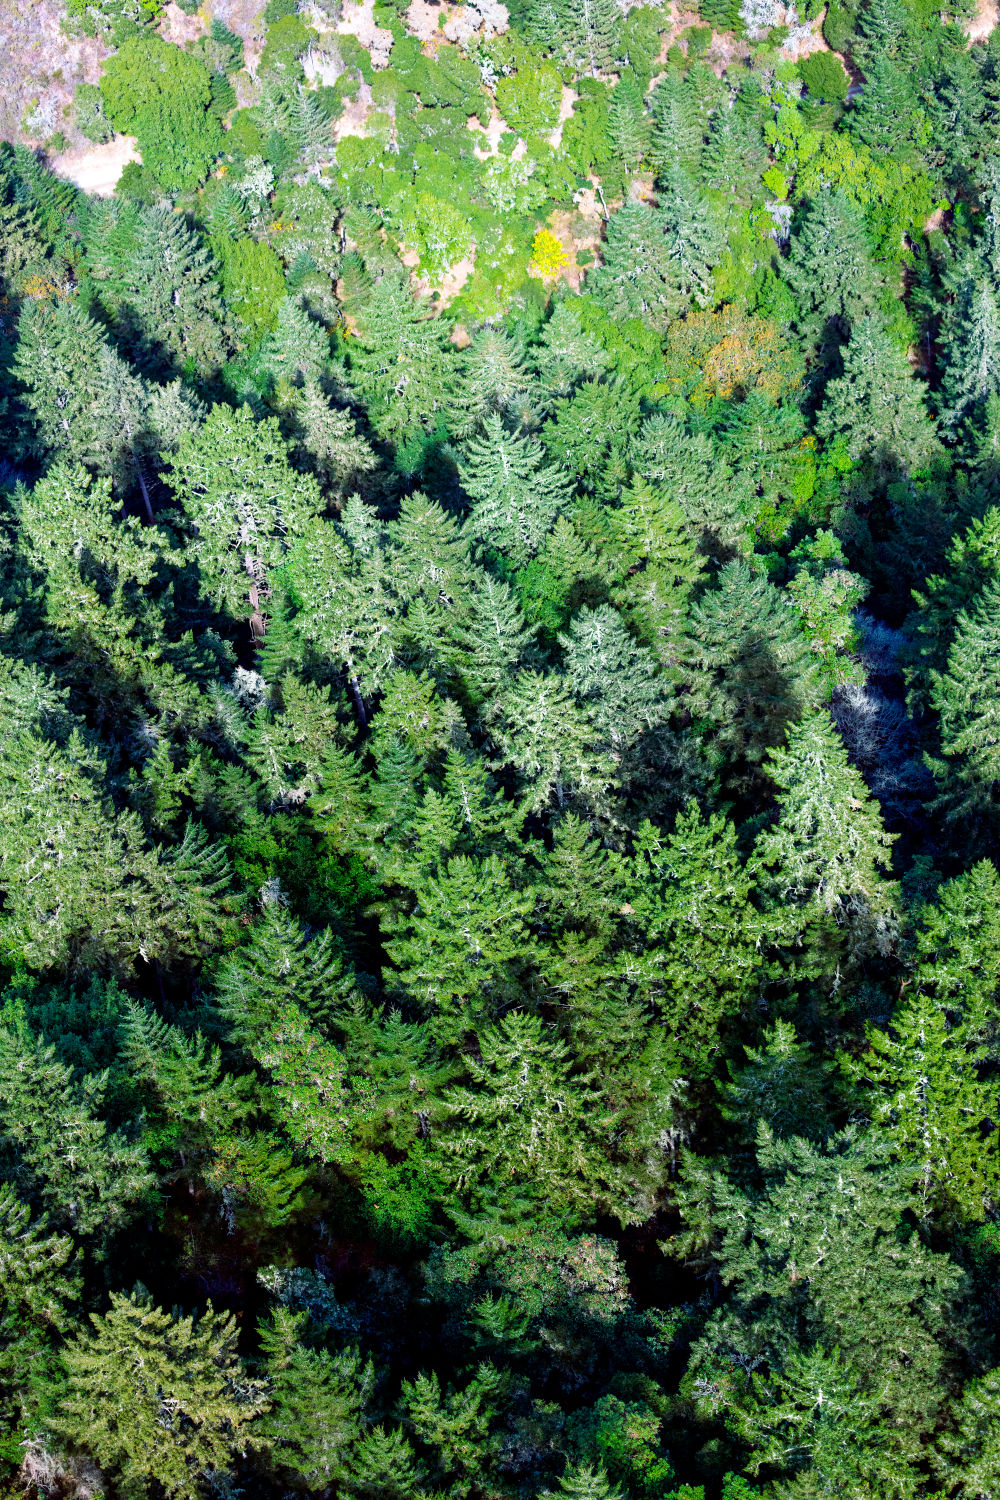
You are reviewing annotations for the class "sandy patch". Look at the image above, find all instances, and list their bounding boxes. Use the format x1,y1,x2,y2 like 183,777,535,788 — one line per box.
547,84,577,150
50,135,139,196
0,0,110,150
333,84,375,141
437,252,475,301
468,110,508,160
966,0,999,42
338,0,393,67
406,0,448,45
158,1,206,45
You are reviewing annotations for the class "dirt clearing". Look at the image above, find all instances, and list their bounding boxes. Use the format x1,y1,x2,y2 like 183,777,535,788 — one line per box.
50,135,139,195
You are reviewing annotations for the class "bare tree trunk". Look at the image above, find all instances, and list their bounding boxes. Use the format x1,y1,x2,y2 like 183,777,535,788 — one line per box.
349,674,368,731
136,467,154,525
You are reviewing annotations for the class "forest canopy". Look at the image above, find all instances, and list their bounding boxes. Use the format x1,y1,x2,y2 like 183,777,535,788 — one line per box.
3,0,1000,1494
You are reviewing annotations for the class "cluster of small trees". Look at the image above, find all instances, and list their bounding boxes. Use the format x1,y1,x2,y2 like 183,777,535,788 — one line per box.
2,0,1000,1493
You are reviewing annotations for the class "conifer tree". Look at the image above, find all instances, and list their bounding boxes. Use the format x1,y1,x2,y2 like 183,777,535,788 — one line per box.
0,729,155,972
0,1186,79,1445
452,325,536,435
927,578,1000,831
54,1290,267,1500
657,164,725,310
118,998,249,1168
399,1363,504,1495
0,1026,153,1236
607,77,652,179
852,986,999,1223
910,860,1000,1034
215,904,356,1040
938,1366,1000,1500
388,492,479,675
460,415,574,567
531,299,611,396
628,803,762,1075
751,710,897,931
781,190,886,347
550,1461,625,1500
288,378,378,495
535,812,624,939
679,1128,962,1494
632,414,753,550
606,478,704,663
588,202,680,331
590,191,722,330
721,1022,832,1144
682,562,823,784
720,388,809,515
493,671,617,814
257,1307,372,1488
287,506,399,708
450,576,540,716
437,1011,624,1227
561,605,671,748
939,252,1000,433
699,103,766,204
167,403,322,624
343,272,453,439
385,853,533,1040
344,1425,422,1498
258,294,330,389
13,298,161,494
649,71,704,178
816,317,938,471
86,200,227,374
534,0,624,75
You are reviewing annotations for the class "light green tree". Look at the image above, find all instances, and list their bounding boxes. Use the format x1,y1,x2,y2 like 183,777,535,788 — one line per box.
751,710,897,929
460,415,574,567
167,403,321,625
437,1011,633,1229
0,1026,153,1236
257,1306,373,1488
927,578,1000,832
55,1290,267,1499
628,803,762,1077
384,854,533,1040
493,671,617,814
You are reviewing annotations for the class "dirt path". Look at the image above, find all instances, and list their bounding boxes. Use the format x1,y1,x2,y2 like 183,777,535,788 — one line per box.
50,136,139,197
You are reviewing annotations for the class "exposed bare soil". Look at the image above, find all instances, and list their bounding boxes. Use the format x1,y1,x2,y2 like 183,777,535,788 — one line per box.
966,0,999,43
0,0,109,150
50,133,139,194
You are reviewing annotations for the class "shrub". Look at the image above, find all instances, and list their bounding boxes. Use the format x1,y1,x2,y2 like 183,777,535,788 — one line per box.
798,49,850,101
74,82,113,144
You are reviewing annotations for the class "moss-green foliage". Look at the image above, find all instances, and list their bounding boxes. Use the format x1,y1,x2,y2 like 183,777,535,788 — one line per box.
260,12,317,77
99,34,223,191
213,235,287,335
798,48,850,101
